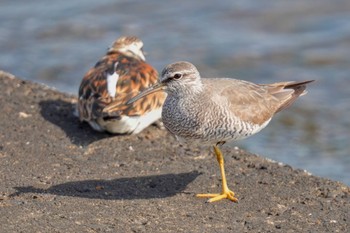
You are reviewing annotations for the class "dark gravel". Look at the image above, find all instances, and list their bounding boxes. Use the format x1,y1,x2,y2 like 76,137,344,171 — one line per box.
0,70,349,232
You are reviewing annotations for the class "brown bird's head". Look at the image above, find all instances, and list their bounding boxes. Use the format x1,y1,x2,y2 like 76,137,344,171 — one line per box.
108,36,146,61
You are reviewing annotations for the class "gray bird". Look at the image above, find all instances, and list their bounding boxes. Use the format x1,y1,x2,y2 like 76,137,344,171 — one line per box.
128,61,314,203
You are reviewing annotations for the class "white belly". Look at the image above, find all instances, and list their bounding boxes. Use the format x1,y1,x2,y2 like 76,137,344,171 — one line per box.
96,108,162,134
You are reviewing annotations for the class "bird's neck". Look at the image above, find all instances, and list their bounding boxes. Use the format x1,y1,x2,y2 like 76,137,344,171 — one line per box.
168,82,203,99
107,50,143,61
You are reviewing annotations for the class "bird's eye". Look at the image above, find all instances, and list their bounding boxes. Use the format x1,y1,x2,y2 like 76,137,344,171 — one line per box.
173,73,182,79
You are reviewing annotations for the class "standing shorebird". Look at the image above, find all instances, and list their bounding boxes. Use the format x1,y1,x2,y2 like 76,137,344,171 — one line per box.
127,61,314,203
77,36,166,134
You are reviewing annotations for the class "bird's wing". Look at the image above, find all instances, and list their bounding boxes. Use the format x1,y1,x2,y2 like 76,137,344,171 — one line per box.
204,78,313,125
78,53,164,121
204,78,280,125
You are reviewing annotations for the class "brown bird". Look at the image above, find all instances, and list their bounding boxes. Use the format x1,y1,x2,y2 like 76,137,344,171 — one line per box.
127,61,314,202
77,36,166,134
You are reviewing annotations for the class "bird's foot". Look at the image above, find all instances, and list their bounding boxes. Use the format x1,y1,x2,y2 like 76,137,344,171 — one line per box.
152,120,165,130
196,189,238,203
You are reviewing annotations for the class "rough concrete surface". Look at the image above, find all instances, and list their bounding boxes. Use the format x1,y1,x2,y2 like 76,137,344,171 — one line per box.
0,71,349,232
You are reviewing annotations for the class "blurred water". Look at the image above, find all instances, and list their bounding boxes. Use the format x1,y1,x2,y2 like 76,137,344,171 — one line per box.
1,0,349,185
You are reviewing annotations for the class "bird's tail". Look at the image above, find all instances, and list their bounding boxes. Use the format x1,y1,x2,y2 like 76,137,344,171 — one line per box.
263,80,314,113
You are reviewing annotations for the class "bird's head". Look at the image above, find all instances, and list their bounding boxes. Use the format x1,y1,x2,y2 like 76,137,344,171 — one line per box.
108,36,146,61
126,61,202,105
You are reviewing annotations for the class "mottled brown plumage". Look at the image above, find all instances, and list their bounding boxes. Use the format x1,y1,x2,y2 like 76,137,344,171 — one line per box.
78,36,165,134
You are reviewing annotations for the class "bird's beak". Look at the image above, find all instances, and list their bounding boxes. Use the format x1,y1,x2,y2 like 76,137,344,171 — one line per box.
127,83,166,105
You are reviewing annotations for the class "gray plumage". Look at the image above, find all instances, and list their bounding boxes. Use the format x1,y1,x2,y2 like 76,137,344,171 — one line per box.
157,61,313,144
127,61,314,203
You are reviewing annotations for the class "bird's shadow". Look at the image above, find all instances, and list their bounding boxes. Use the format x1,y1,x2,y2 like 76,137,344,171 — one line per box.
39,99,113,146
11,171,201,200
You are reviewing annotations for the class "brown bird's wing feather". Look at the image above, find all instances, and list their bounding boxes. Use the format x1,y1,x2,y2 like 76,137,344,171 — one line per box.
78,52,164,122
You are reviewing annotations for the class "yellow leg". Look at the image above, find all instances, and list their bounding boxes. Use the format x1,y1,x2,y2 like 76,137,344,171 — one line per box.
196,145,238,203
